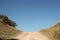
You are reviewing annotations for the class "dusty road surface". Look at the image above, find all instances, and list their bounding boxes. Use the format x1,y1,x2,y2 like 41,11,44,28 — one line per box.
13,32,49,40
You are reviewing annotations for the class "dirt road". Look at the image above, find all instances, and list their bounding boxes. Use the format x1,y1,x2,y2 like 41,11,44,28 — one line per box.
14,32,49,40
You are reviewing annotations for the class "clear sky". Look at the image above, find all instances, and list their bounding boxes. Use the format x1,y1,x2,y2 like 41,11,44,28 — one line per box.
0,0,60,32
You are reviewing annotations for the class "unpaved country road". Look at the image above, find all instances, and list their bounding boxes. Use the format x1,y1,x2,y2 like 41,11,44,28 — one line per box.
13,32,49,40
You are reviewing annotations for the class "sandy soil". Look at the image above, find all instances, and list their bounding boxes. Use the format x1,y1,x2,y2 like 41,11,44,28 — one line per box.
13,32,50,40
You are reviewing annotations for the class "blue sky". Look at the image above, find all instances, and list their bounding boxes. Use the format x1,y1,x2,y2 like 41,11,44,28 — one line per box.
0,0,60,32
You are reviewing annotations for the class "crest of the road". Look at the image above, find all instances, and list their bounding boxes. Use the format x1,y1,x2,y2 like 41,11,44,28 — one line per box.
13,32,50,40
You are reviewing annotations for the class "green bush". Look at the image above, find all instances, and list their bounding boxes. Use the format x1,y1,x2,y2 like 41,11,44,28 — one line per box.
0,14,17,27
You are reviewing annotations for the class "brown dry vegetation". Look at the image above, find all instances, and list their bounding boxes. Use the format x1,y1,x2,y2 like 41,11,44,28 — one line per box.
39,22,60,40
0,22,22,39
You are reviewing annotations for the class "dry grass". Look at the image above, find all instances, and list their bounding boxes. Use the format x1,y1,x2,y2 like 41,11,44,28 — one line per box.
0,22,22,39
39,22,60,40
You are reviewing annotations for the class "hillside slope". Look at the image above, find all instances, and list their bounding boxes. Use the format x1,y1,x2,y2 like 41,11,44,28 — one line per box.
39,22,60,40
0,22,22,39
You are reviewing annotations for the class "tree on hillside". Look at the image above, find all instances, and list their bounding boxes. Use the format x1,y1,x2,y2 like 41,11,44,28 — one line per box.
0,14,17,27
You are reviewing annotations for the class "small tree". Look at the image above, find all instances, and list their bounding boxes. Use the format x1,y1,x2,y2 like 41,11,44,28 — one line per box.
0,14,17,27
